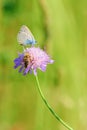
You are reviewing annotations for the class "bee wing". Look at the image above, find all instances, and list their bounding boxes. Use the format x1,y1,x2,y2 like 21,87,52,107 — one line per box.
17,25,35,45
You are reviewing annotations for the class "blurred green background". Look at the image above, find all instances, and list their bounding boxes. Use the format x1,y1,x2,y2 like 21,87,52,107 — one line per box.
0,0,87,130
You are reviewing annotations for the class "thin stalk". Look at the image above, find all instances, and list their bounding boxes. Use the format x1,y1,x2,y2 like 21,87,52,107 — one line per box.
35,74,73,130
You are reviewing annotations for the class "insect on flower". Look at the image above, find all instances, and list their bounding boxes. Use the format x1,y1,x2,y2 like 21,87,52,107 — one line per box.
23,52,33,68
17,25,37,46
14,47,54,75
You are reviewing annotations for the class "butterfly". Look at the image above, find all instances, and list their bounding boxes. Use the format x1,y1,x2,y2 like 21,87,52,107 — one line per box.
17,25,37,46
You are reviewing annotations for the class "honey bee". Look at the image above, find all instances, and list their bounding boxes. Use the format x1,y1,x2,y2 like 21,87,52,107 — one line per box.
23,52,30,68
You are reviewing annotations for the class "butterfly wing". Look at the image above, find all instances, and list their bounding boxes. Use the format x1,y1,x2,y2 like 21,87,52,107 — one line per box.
17,25,36,45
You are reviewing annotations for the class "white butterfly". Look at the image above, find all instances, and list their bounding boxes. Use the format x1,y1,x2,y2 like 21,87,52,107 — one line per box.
17,25,36,46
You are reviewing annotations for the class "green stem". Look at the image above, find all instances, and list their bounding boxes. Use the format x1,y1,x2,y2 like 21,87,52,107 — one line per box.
35,74,74,130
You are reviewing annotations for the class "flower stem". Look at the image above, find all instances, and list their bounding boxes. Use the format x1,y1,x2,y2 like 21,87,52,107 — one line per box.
35,74,74,130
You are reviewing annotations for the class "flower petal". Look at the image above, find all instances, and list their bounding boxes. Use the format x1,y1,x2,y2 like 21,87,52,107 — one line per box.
19,65,24,72
33,69,37,75
23,65,31,75
40,64,46,71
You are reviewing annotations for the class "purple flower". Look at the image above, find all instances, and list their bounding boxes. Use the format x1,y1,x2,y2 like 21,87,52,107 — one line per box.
14,47,54,75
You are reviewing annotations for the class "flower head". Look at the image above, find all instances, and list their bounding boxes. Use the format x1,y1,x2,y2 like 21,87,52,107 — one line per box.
14,47,54,75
